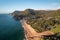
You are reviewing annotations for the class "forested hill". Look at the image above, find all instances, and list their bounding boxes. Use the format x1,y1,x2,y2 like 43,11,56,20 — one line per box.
11,9,54,17
11,9,60,33
11,9,60,39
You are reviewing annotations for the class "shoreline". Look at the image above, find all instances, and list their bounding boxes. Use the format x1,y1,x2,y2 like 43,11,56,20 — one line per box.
20,19,40,40
20,19,54,40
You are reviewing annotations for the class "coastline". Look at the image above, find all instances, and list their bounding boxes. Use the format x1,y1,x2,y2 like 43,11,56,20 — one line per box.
20,19,54,40
20,19,40,40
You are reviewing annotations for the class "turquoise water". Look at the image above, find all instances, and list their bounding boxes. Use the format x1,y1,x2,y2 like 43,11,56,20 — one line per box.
0,14,25,40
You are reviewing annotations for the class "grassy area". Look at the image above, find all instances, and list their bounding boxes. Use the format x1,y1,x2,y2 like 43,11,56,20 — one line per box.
51,25,60,35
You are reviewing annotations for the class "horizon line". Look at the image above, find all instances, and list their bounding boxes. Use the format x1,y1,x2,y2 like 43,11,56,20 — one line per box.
0,8,60,13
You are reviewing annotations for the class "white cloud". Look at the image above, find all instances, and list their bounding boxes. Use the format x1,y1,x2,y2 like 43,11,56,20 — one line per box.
52,3,59,6
56,6,60,9
51,2,60,10
52,6,60,10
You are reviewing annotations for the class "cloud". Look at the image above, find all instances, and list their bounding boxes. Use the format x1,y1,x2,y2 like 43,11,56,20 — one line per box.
52,3,59,6
51,2,60,10
52,6,60,10
56,6,60,9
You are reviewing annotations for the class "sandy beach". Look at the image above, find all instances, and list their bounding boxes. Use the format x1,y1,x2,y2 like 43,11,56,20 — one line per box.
20,19,54,40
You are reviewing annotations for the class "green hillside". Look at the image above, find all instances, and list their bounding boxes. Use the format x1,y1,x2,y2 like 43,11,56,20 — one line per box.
51,25,60,35
11,9,60,33
11,9,60,40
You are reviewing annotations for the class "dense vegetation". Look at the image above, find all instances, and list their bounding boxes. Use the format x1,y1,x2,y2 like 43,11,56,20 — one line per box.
11,9,60,40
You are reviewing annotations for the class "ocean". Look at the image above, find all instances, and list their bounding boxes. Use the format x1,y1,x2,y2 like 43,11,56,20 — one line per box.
0,14,25,40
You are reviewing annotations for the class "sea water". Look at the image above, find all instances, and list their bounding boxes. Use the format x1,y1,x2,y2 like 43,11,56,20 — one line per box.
0,14,25,40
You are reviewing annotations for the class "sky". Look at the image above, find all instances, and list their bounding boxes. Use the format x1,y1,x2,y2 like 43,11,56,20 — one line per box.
0,0,60,13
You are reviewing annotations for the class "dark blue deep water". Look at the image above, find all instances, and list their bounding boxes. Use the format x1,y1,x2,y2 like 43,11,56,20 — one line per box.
0,14,25,40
